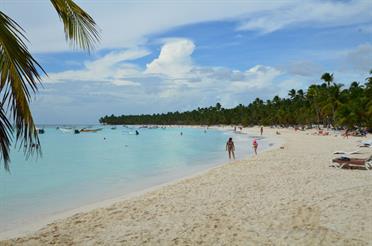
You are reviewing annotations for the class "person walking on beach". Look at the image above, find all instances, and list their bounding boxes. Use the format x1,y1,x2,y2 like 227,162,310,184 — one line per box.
252,138,258,155
344,128,349,139
226,137,235,160
260,126,263,136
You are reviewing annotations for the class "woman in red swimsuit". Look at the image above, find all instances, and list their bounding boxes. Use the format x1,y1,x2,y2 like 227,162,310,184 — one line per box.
252,139,258,155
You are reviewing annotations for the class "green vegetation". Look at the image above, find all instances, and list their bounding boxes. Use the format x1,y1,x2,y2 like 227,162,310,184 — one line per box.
0,0,100,170
100,71,372,130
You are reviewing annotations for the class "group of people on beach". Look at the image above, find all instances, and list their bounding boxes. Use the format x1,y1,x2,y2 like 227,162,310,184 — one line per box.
226,127,261,160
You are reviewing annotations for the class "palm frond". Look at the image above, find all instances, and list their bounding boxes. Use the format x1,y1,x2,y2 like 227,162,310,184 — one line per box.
50,0,100,52
0,11,44,170
0,105,12,171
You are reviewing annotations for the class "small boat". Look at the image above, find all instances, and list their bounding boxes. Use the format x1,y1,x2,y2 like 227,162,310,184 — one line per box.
111,127,117,130
80,128,103,133
37,128,45,134
59,127,73,133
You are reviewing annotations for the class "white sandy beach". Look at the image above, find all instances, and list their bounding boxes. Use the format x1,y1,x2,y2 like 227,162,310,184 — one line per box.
1,127,372,245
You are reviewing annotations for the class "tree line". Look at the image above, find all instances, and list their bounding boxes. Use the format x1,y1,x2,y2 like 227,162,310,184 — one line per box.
100,72,372,130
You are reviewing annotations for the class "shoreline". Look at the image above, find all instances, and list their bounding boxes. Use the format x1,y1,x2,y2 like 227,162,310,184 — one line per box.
2,127,372,244
0,126,282,240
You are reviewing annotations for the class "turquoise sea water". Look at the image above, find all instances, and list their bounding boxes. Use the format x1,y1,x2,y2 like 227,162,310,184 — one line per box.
0,126,268,234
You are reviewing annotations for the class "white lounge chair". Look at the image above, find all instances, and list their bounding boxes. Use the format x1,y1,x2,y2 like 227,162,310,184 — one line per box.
358,140,372,148
333,150,361,155
330,155,372,170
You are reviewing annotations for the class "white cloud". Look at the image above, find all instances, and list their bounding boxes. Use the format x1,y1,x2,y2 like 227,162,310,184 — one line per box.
229,65,282,92
286,60,323,77
3,1,371,52
143,40,285,100
111,80,141,86
41,39,286,108
87,49,149,69
45,48,149,85
145,39,195,77
238,0,372,33
1,1,281,52
343,43,372,72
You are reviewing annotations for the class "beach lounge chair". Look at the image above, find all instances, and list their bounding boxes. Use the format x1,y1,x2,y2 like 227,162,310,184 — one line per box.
330,155,372,170
358,139,372,148
333,150,361,155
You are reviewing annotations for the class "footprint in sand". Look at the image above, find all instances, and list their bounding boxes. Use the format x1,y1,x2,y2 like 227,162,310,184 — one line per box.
292,206,320,229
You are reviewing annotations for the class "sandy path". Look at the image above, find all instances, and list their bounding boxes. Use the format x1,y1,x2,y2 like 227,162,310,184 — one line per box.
1,128,372,245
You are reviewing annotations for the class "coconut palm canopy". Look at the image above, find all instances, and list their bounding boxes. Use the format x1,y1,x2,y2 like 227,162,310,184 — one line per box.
100,71,372,129
0,0,100,171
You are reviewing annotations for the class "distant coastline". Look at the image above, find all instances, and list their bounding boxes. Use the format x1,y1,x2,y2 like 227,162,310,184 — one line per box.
99,71,372,131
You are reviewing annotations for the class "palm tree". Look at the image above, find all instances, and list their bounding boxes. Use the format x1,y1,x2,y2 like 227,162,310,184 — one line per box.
288,89,296,99
215,102,222,111
0,0,100,171
321,72,334,87
324,83,342,126
364,70,372,129
307,85,322,126
321,72,339,127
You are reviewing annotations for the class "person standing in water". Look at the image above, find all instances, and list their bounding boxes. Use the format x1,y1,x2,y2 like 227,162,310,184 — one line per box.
226,137,235,159
252,138,258,155
260,126,263,136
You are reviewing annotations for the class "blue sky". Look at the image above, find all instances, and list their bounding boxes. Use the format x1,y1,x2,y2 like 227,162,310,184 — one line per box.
2,0,372,124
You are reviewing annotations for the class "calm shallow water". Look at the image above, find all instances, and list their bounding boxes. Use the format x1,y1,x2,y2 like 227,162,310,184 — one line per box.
0,126,268,233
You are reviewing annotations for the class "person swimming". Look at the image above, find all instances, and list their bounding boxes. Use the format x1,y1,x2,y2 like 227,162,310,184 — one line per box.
252,138,258,155
135,130,139,135
226,137,235,160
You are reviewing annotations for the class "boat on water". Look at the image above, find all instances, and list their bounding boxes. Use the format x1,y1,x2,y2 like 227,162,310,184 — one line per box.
80,128,103,133
37,128,45,134
59,127,73,133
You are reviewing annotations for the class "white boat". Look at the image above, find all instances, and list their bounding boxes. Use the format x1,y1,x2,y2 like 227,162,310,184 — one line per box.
59,128,73,133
